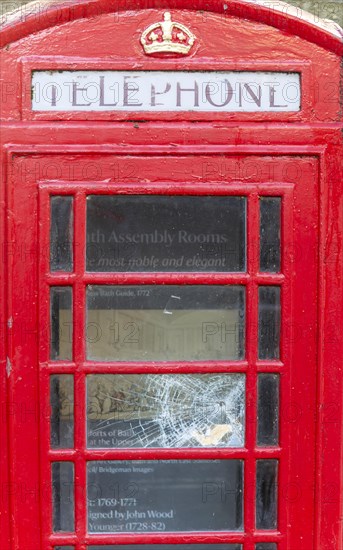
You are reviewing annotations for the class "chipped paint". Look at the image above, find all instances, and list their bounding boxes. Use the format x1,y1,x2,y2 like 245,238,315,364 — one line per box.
6,357,12,378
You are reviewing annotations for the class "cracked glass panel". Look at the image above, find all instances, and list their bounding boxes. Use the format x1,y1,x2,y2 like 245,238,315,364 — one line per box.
52,462,74,532
260,197,281,273
50,196,74,272
87,374,245,448
50,287,73,361
87,460,243,533
86,195,246,272
50,375,74,449
86,285,245,361
88,546,242,549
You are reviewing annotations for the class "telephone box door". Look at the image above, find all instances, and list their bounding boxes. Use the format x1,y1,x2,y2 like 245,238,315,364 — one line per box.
7,150,319,550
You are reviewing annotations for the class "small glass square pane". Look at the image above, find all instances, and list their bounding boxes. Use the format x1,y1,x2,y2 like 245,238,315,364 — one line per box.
255,544,277,550
87,374,245,448
257,374,279,446
86,285,245,361
52,462,74,532
50,196,73,272
50,375,74,449
260,197,281,273
256,460,278,530
55,547,75,550
86,195,246,272
258,287,281,360
87,460,243,533
50,287,73,361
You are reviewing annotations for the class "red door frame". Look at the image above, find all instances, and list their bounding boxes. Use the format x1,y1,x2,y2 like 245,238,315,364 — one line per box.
1,2,343,550
0,146,327,550
0,139,338,550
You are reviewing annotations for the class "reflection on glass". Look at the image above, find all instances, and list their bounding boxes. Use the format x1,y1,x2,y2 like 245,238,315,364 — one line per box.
52,462,74,532
86,195,246,272
258,287,281,360
255,544,277,550
257,374,279,446
87,374,245,448
86,285,245,362
50,375,74,449
256,460,278,530
50,196,73,272
87,460,243,533
88,546,242,550
51,287,73,361
260,198,281,273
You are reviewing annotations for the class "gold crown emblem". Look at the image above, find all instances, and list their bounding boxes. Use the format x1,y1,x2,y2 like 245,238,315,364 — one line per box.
141,12,196,55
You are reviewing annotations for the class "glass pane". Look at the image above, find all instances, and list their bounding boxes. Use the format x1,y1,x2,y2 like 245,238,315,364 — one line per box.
51,287,73,361
257,374,279,446
50,375,74,449
255,545,277,550
86,195,246,272
258,287,281,360
260,198,281,272
52,462,74,532
86,285,245,362
55,547,75,550
88,546,242,550
256,460,278,530
87,460,243,533
50,196,73,272
87,374,245,448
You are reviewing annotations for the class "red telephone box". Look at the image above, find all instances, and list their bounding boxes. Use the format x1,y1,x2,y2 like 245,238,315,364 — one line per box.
1,1,342,550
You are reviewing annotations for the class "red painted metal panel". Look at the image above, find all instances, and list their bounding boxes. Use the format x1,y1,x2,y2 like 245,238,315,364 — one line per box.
315,142,343,549
3,150,321,550
0,0,342,55
0,138,340,548
6,155,41,550
0,144,10,550
0,7,341,123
